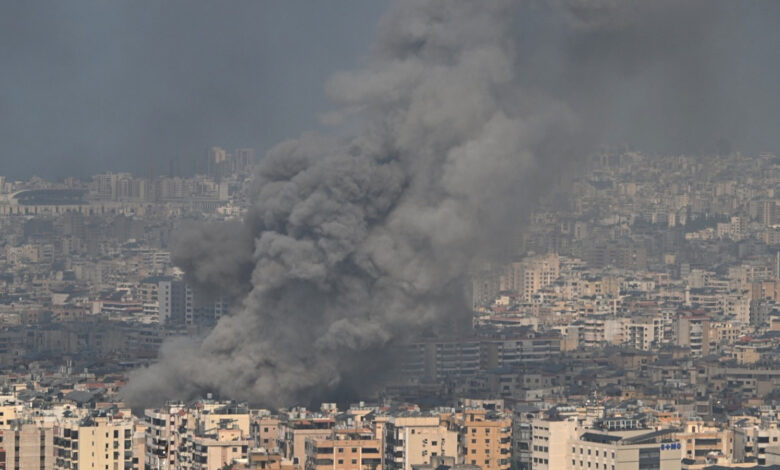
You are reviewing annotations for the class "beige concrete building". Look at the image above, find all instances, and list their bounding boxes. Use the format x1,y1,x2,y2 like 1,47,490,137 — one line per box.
54,416,135,470
286,418,335,469
386,416,458,470
144,405,187,470
256,417,283,451
0,402,21,429
245,448,297,470
1,422,56,470
530,417,579,470
675,316,711,357
190,428,252,470
674,421,732,466
456,409,512,470
199,410,251,438
305,429,382,470
500,254,560,301
512,254,560,302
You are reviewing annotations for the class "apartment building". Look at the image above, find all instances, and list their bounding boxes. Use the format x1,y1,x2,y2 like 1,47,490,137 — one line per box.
1,422,55,470
456,409,511,470
144,405,189,470
674,421,731,466
385,416,458,470
54,416,135,470
529,417,579,470
255,417,283,451
505,254,560,302
675,316,711,357
402,336,561,381
305,429,382,470
285,418,335,469
732,419,780,465
189,428,251,470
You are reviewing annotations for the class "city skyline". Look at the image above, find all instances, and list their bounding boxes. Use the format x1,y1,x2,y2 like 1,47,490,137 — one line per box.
3,1,780,469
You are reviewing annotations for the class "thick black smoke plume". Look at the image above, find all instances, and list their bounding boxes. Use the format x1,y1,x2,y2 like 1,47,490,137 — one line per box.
122,0,780,407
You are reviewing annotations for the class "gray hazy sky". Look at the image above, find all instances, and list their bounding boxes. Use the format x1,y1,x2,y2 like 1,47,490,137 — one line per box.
0,1,387,179
2,1,780,180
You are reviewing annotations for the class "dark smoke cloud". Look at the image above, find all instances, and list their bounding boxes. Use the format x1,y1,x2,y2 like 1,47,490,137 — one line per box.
122,0,780,407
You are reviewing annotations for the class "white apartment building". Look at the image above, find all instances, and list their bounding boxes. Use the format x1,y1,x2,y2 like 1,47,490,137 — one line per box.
531,418,682,470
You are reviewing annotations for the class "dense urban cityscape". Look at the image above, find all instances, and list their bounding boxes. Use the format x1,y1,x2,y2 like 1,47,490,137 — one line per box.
2,149,780,469
4,1,780,470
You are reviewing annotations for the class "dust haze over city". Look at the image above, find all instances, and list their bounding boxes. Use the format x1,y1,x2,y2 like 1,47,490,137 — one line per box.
2,2,780,470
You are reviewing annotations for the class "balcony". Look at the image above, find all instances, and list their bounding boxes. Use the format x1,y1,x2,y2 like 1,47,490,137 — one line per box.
362,458,382,468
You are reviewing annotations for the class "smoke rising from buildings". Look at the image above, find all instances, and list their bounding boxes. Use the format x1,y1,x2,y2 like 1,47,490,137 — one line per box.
122,0,780,407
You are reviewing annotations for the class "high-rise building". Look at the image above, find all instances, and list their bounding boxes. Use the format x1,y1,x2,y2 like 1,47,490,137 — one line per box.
504,254,560,302
54,416,135,470
144,405,188,470
234,148,256,172
190,428,252,470
385,416,458,470
455,409,512,470
2,422,56,470
286,418,335,469
675,315,711,356
158,278,188,324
